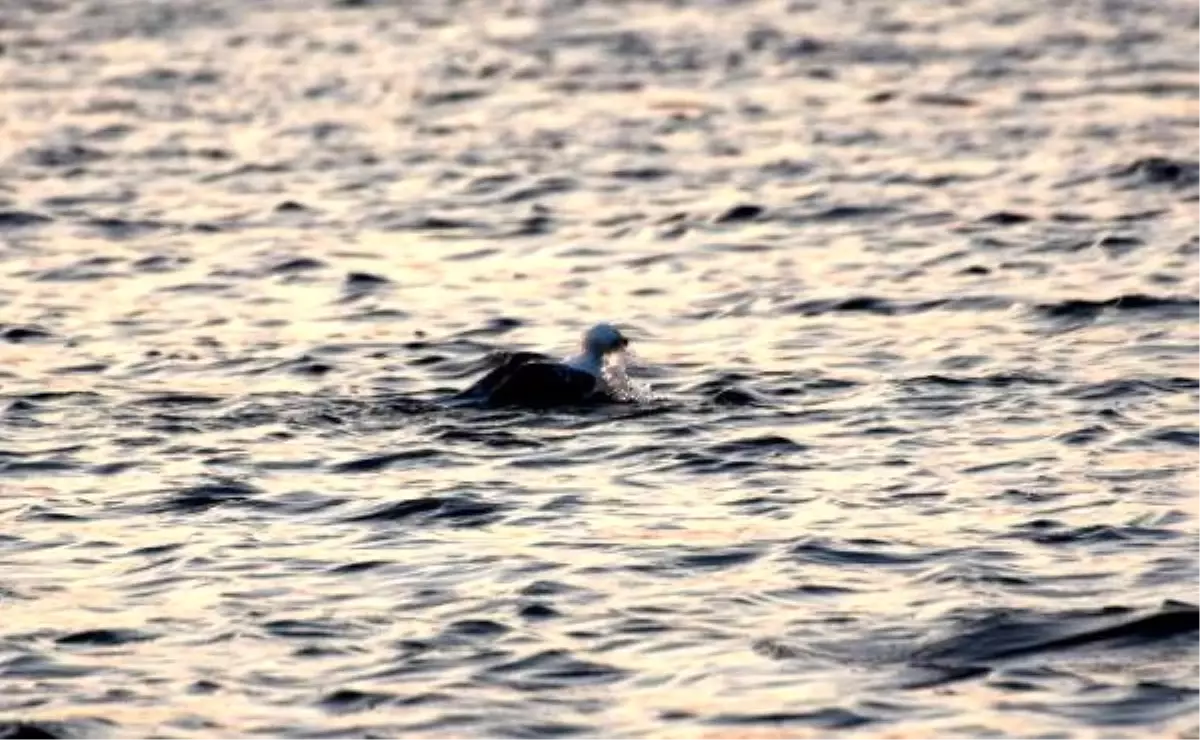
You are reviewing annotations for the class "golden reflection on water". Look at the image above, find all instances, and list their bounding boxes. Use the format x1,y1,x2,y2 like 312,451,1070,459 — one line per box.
0,0,1196,736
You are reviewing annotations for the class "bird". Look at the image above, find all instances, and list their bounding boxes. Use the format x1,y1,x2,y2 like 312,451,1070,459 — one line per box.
452,323,631,408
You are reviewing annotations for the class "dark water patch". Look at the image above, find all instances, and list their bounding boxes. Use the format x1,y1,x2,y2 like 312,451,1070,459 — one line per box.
1108,209,1168,225
292,394,439,427
0,722,63,740
263,618,355,640
342,495,503,527
1034,294,1199,319
318,688,396,714
1146,428,1199,447
33,259,124,282
610,166,672,181
188,679,221,695
151,479,261,513
274,200,310,213
83,216,167,237
327,559,391,575
11,392,102,406
49,362,109,375
1089,234,1144,256
247,355,335,377
979,210,1034,226
1055,425,1110,446
328,448,443,473
132,393,224,408
201,161,290,182
1,654,95,679
26,143,108,168
518,580,583,598
1034,680,1200,728
511,211,554,236
139,144,233,162
706,434,806,456
20,505,87,522
340,271,390,301
800,204,897,222
916,601,1198,666
1111,156,1199,188
463,172,520,195
446,247,501,261
56,628,157,647
436,427,542,449
1,460,80,475
342,307,410,323
1009,519,1180,546
672,546,763,571
389,215,481,231
444,619,511,638
900,372,1059,389
707,241,773,254
270,257,327,274
0,719,115,740
884,171,977,188
108,67,220,91
132,254,190,273
706,708,873,730
913,92,976,107
714,204,765,223
703,386,767,406
686,377,772,407
789,536,933,567
613,616,670,635
891,663,993,690
476,649,625,690
499,177,577,203
788,295,1011,316
1062,377,1197,400
768,375,862,397
752,637,808,660
663,450,765,474
454,316,524,338
0,210,53,229
518,602,561,621
418,87,490,106
1,325,54,343
489,721,594,738
128,542,184,557
248,490,345,514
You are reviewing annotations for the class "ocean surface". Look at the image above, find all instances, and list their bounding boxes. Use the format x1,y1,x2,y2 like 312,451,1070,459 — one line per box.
0,0,1197,737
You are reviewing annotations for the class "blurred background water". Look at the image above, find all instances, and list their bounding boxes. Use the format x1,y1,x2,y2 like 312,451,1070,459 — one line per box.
0,0,1197,737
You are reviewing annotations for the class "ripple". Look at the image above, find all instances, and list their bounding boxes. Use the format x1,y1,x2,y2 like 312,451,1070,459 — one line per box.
55,629,157,647
341,495,504,527
0,210,53,229
0,0,1194,736
1034,294,1200,318
150,479,261,513
477,649,626,690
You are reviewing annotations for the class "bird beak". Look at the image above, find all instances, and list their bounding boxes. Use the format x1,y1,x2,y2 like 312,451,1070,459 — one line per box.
617,336,630,350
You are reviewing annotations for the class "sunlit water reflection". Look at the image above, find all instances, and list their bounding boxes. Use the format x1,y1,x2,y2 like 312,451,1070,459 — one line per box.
0,0,1196,737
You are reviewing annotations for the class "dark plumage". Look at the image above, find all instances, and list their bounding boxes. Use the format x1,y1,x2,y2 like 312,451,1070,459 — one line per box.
455,353,600,407
451,323,630,409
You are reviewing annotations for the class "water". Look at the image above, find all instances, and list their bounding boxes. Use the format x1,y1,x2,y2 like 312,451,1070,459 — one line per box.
0,0,1197,737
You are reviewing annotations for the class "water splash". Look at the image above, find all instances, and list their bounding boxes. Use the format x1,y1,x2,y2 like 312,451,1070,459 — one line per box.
604,350,656,403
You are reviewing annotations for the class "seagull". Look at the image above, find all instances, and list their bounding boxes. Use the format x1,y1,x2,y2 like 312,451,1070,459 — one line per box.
452,323,630,408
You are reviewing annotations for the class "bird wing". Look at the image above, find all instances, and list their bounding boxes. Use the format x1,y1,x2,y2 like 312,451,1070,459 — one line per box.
453,351,553,401
487,361,599,407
